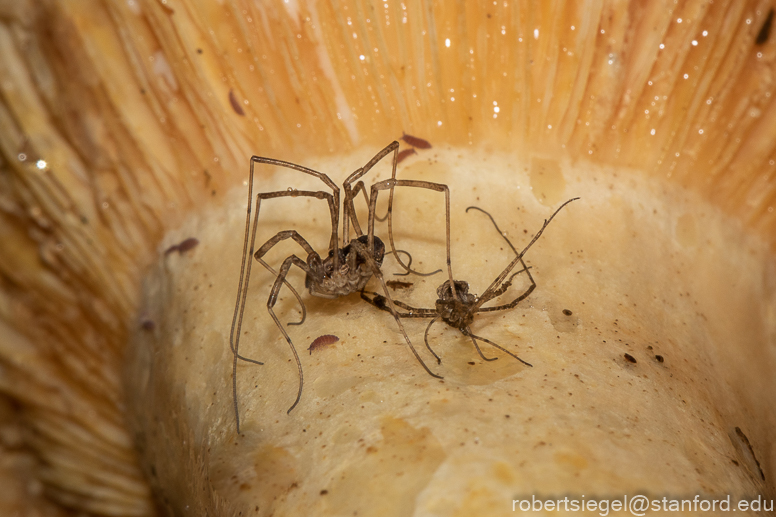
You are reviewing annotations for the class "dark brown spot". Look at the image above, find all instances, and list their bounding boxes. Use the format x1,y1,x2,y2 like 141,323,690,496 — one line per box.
655,354,664,363
562,309,572,316
467,361,475,365
735,427,765,480
756,8,774,45
320,489,328,495
229,89,246,116
624,353,637,363
396,148,417,164
177,237,199,253
401,132,432,149
386,280,413,290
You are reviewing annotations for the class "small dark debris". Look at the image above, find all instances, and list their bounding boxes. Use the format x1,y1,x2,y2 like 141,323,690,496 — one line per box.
165,237,199,255
396,148,417,164
386,280,413,290
401,132,432,149
655,354,664,363
320,489,328,495
229,89,246,116
756,8,774,45
177,237,199,253
467,361,475,365
196,48,203,54
141,319,155,331
562,309,573,316
735,427,765,480
624,353,637,363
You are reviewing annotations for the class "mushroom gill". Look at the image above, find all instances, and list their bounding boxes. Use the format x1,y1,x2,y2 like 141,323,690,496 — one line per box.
0,0,774,515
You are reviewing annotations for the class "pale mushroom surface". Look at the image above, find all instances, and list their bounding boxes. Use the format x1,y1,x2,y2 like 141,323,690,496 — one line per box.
127,147,774,515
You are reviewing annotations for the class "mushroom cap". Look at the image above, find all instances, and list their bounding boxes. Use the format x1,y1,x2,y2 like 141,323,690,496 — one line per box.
0,1,774,515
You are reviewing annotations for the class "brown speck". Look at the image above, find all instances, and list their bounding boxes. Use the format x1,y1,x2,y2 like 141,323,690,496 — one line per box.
320,490,328,495
396,148,417,164
401,132,432,149
386,279,413,290
165,237,199,255
196,48,203,54
467,361,475,365
756,8,774,45
177,237,199,253
624,353,637,363
229,89,246,116
562,309,573,316
655,354,664,363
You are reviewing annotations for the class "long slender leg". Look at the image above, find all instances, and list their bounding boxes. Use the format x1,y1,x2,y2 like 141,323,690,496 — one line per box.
350,240,443,379
480,267,531,302
471,198,579,313
465,205,535,307
466,329,533,367
254,258,306,326
465,332,499,361
360,289,437,318
250,156,341,268
343,141,399,244
230,187,334,432
367,179,458,298
423,317,442,364
266,254,314,414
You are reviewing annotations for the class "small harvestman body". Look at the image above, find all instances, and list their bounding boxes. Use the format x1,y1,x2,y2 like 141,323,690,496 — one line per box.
362,198,578,366
229,141,457,432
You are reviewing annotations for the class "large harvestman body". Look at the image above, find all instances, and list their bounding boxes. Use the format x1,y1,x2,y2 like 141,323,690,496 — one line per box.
362,198,578,366
229,141,457,432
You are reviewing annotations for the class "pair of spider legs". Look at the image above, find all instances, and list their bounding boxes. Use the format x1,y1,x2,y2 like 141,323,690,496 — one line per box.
361,264,535,367
230,141,458,430
360,198,579,368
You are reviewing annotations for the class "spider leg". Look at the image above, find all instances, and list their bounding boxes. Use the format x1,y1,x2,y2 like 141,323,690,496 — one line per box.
466,328,532,367
476,272,536,313
249,156,341,267
230,172,337,431
254,257,306,326
266,254,314,414
464,330,499,362
471,198,578,313
360,289,436,317
479,266,532,304
350,240,443,380
368,179,455,288
343,141,399,243
423,317,442,364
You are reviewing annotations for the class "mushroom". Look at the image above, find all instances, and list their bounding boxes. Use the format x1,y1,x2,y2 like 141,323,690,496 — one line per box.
0,1,773,515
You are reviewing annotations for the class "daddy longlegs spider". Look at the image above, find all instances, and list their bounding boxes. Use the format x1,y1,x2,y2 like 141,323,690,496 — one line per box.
229,141,457,432
362,198,578,366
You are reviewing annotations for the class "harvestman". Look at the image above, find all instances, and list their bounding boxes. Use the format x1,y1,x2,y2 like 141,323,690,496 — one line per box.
229,141,458,432
362,198,578,365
